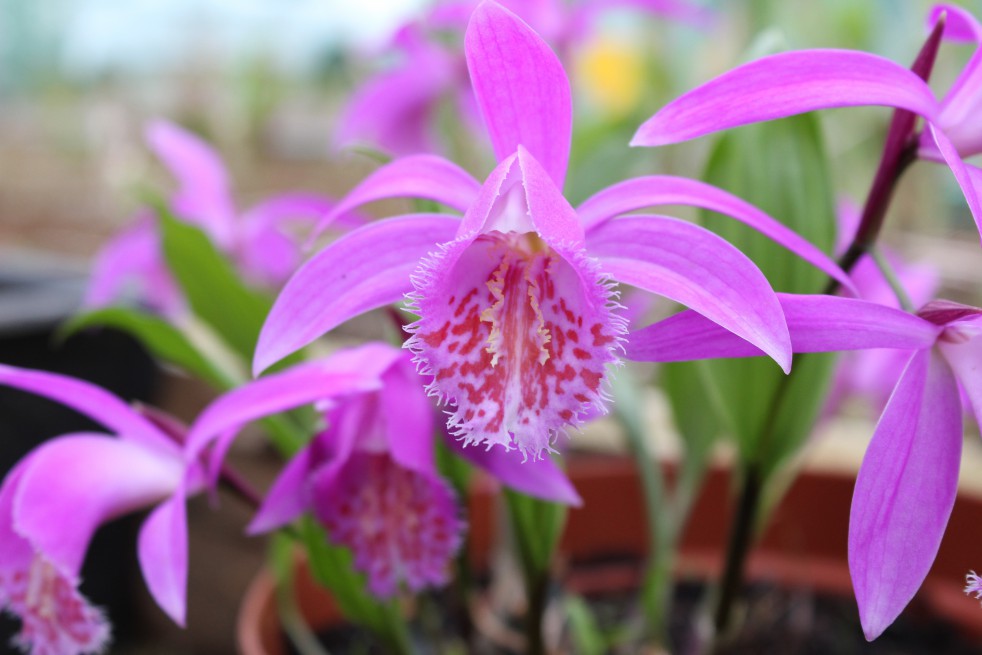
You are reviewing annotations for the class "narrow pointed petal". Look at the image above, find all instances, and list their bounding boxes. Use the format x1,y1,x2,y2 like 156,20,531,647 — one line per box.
449,436,582,505
312,452,464,597
628,294,941,362
466,1,572,186
926,125,982,237
587,215,791,372
849,350,961,640
145,120,236,243
247,444,318,534
190,343,401,462
255,214,459,374
578,175,855,293
517,146,585,246
0,365,174,453
380,358,437,477
138,488,188,626
13,434,184,576
632,50,940,147
309,156,479,241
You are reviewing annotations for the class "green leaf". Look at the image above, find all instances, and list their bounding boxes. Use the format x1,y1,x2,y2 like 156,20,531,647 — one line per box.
695,111,839,475
157,208,273,362
564,596,607,655
59,307,233,389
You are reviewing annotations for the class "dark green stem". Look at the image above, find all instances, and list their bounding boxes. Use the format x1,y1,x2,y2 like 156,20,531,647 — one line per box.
711,465,762,639
526,570,550,655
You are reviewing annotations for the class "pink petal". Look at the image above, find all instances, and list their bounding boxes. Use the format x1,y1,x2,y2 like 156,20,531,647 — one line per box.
0,365,175,453
254,214,460,374
311,452,464,598
849,349,962,640
926,125,982,239
308,155,478,242
466,1,572,186
578,175,856,293
628,293,941,362
586,215,792,372
85,214,185,316
247,443,320,534
632,50,940,147
145,120,236,246
138,488,188,626
13,434,184,576
190,344,402,470
448,435,582,505
379,356,437,477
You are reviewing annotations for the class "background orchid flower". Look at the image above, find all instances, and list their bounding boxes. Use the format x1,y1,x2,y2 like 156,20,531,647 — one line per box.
256,1,821,461
334,0,711,157
186,343,579,597
86,119,347,314
628,293,982,640
632,3,982,240
0,365,201,654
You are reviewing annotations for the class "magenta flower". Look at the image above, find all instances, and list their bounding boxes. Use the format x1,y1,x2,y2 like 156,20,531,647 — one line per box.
252,2,856,460
87,120,345,314
632,3,982,238
0,365,201,654
629,294,982,639
335,0,712,157
186,343,579,597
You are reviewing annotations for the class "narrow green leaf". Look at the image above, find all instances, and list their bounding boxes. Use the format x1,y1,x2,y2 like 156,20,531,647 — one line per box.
59,307,232,389
157,208,273,361
565,596,607,655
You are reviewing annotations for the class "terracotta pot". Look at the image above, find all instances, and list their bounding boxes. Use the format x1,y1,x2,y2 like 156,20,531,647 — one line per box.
237,455,982,654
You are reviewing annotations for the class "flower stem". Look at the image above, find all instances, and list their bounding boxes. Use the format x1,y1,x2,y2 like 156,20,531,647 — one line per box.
870,247,916,312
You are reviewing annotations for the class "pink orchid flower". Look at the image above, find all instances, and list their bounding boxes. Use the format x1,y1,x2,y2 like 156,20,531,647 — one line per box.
632,3,982,241
186,342,580,597
258,2,861,460
0,365,202,654
86,120,345,315
335,0,712,157
629,294,982,640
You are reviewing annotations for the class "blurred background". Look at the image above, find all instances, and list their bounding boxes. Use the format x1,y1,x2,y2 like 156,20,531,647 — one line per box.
1,0,980,652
